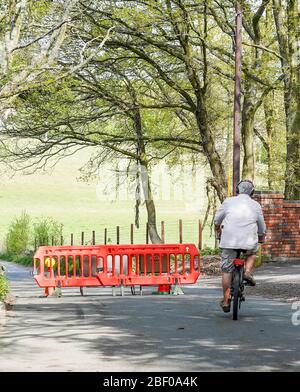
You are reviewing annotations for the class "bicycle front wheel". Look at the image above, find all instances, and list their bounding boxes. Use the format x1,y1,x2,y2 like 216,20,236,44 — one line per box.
232,270,241,320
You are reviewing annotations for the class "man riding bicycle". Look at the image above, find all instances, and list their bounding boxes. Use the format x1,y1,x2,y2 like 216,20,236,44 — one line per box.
214,180,266,312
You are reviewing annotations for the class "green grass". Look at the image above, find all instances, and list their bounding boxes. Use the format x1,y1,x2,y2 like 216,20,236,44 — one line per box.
0,149,216,251
0,275,9,301
0,253,33,267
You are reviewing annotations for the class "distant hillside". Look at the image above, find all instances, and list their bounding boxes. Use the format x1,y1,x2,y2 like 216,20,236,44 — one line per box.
0,149,215,249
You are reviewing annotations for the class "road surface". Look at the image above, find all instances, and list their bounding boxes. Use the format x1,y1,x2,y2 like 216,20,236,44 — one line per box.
0,259,300,372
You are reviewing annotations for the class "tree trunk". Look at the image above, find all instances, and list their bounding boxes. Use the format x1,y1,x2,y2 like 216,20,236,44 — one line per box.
284,0,300,199
286,96,300,199
241,79,256,180
195,103,227,202
178,32,227,202
241,109,255,180
133,110,162,244
139,162,163,244
273,0,300,199
240,1,271,182
264,94,276,189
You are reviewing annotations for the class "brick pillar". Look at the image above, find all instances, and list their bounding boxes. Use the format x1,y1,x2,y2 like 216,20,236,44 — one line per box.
254,191,284,260
282,201,300,258
254,192,300,261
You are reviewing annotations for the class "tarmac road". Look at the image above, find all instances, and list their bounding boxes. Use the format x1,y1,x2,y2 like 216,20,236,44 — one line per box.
0,259,300,372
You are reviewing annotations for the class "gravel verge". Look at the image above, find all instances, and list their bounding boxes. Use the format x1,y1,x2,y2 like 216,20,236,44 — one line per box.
201,256,300,303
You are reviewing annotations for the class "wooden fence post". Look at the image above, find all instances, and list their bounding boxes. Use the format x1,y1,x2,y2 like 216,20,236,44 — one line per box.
81,232,84,246
92,230,95,245
198,220,202,250
130,224,134,244
71,233,74,246
116,226,120,244
104,228,107,244
179,219,183,244
161,221,165,243
146,223,149,244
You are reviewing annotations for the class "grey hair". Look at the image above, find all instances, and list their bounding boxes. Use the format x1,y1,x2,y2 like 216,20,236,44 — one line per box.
237,180,254,195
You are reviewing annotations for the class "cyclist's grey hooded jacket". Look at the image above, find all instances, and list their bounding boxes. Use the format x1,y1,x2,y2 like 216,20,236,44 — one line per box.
214,194,266,250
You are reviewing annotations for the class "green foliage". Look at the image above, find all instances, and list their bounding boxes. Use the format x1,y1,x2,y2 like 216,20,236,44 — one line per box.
2,214,63,266
4,0,294,199
0,252,33,267
33,217,63,247
0,275,9,302
200,246,221,256
2,1,298,255
5,212,30,257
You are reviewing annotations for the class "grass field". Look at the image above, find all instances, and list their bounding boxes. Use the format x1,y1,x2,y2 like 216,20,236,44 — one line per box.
0,149,216,250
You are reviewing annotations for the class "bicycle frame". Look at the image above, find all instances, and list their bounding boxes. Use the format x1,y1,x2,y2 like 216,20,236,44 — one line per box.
231,250,246,320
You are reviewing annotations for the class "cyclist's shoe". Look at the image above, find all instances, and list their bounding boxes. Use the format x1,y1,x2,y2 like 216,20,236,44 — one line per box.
220,299,231,313
244,272,256,286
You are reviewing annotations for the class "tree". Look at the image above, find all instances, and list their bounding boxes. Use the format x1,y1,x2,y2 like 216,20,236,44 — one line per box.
77,0,228,201
1,0,296,211
0,0,113,123
0,1,76,104
2,62,200,243
208,0,284,181
273,0,300,199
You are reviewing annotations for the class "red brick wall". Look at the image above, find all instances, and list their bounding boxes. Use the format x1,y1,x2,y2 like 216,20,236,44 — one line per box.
254,192,300,260
282,201,300,258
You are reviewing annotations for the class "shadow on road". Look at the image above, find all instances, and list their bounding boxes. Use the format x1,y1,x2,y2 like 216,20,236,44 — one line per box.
1,260,300,371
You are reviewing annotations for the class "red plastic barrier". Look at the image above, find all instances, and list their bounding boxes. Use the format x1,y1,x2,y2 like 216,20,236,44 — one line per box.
33,244,200,295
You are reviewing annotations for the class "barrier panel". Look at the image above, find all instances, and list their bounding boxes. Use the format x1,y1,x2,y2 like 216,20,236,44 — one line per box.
33,244,200,296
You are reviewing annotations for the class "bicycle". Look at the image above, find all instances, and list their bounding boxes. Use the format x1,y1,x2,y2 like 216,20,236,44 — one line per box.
216,229,264,320
231,249,247,320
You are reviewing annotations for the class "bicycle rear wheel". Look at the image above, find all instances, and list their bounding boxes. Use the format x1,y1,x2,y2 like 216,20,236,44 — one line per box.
232,270,241,320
